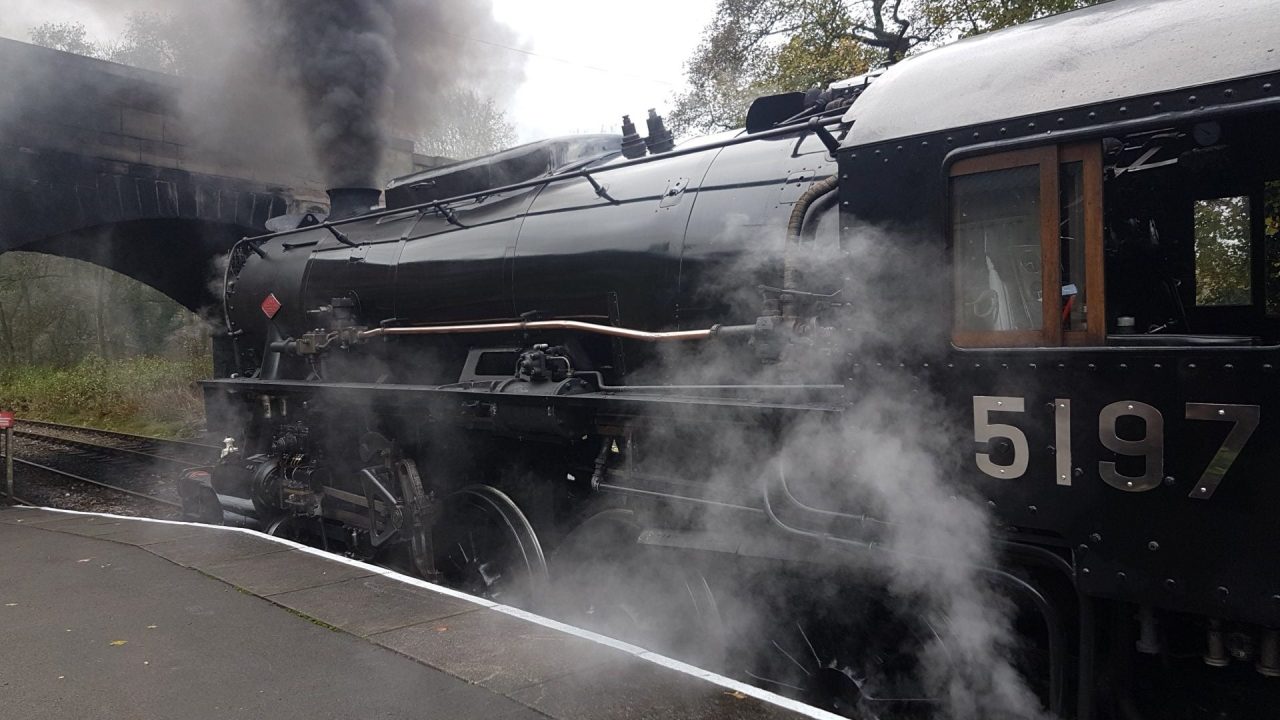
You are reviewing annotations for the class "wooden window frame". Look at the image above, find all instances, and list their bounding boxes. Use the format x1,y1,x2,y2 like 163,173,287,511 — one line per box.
950,143,1105,348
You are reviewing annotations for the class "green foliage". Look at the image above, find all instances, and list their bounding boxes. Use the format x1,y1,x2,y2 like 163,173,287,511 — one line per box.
668,0,799,134
671,0,1108,136
772,1,883,94
1193,196,1252,307
0,355,210,437
922,0,1098,36
0,253,210,368
0,252,212,437
1262,181,1280,316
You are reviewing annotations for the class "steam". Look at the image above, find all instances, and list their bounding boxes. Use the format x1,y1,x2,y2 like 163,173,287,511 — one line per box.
561,219,1051,719
4,5,1050,717
260,2,396,189
252,0,526,189
755,224,1047,718
1,0,525,190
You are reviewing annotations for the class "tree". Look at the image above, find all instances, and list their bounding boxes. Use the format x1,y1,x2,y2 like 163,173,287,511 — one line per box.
27,21,98,57
27,13,189,75
1193,197,1253,307
411,90,517,161
921,0,1097,36
671,0,1106,136
670,0,838,135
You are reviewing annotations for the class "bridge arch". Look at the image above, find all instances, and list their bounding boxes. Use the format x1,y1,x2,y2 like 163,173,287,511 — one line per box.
0,143,297,312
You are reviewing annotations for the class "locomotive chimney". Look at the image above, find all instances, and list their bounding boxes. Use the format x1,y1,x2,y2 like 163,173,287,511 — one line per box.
326,187,382,221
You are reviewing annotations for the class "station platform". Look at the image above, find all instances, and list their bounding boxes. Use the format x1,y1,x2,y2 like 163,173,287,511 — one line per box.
0,506,834,720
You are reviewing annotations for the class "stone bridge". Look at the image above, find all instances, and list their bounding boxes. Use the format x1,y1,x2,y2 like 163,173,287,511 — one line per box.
0,37,440,312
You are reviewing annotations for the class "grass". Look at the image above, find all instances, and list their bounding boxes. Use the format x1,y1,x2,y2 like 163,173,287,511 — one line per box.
0,355,210,438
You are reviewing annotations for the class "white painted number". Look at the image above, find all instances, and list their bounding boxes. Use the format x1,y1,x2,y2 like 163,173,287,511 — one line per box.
1184,403,1259,500
973,396,1028,479
971,396,1261,500
1054,399,1072,486
1098,401,1164,492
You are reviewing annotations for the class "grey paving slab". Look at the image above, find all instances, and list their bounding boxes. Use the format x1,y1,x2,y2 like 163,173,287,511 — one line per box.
202,548,376,596
270,573,484,636
143,527,290,566
0,522,544,720
373,607,632,695
31,513,130,536
3,511,819,720
509,656,800,720
95,520,208,546
0,507,81,524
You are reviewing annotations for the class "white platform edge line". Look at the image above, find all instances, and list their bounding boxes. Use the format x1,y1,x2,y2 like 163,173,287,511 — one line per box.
11,506,844,720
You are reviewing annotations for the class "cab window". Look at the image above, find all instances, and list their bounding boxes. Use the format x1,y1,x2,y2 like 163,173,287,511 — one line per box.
1102,114,1280,343
950,144,1104,347
951,112,1280,347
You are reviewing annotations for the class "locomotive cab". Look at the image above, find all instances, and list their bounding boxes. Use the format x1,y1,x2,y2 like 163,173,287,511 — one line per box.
946,113,1280,348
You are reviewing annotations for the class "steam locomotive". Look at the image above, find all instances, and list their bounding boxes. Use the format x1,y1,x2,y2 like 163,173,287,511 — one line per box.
180,0,1280,717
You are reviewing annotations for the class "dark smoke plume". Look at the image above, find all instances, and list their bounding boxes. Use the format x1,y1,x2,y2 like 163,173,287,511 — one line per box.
263,1,397,189
4,0,525,190
254,0,526,189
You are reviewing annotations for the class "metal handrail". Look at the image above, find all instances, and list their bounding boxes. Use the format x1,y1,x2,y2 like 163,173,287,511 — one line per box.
241,115,848,245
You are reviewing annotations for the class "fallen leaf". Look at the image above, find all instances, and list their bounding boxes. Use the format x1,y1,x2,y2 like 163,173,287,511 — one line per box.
434,626,448,632
109,640,127,647
723,691,747,700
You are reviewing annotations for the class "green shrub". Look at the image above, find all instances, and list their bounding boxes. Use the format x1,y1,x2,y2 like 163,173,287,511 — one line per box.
0,355,210,438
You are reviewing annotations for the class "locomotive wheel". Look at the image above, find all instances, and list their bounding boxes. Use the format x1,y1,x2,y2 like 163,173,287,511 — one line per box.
433,485,548,609
394,458,437,580
739,598,941,719
265,514,328,548
549,509,725,667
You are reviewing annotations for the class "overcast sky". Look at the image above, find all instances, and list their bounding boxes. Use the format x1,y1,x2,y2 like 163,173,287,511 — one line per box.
490,0,716,141
0,0,718,144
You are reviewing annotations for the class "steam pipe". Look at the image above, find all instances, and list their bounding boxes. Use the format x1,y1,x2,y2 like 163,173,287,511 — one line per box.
782,175,840,321
359,319,755,343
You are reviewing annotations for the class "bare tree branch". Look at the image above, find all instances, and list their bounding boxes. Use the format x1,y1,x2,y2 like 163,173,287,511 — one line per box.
851,0,924,62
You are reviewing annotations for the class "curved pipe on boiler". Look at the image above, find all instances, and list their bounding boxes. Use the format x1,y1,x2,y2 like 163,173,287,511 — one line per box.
782,175,840,321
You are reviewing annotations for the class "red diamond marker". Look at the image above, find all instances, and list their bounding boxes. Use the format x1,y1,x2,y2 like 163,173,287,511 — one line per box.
260,293,282,319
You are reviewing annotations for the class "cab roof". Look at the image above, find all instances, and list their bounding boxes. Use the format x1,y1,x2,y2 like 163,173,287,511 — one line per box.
840,0,1280,148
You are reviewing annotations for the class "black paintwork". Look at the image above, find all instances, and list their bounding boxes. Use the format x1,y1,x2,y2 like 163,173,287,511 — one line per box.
834,0,1280,627
210,2,1280,713
229,128,837,350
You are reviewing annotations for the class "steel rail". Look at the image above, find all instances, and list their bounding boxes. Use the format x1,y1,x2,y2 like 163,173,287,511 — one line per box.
13,429,215,468
16,419,218,454
1,455,179,508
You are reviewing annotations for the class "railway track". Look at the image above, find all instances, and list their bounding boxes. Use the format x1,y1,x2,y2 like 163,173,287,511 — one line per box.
1,421,219,513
